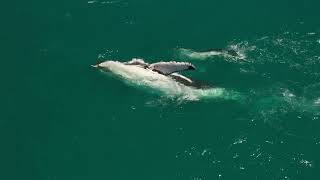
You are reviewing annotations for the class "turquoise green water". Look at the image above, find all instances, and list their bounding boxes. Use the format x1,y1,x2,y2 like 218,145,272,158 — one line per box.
2,0,320,179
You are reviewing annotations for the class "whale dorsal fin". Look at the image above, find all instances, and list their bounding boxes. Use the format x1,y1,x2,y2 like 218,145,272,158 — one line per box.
124,58,149,66
149,61,196,75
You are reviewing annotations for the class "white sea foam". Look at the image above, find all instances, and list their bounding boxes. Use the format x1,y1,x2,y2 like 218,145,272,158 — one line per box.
88,0,98,3
88,0,124,5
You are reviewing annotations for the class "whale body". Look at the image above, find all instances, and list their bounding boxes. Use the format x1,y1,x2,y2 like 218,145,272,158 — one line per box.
92,59,233,100
94,59,209,89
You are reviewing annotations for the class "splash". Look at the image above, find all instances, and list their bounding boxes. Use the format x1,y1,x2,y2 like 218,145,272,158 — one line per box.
87,0,129,8
88,0,124,5
242,31,320,76
226,31,320,124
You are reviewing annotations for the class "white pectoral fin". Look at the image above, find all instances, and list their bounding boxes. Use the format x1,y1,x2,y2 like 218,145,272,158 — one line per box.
150,61,196,75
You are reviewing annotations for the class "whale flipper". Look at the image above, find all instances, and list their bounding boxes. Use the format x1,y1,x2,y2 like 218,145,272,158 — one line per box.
149,61,196,75
170,73,212,89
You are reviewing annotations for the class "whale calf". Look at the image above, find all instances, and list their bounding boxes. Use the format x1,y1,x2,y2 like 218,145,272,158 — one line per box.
177,48,246,60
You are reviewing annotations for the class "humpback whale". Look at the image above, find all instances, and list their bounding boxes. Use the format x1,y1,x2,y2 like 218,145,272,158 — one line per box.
91,58,243,101
92,59,209,89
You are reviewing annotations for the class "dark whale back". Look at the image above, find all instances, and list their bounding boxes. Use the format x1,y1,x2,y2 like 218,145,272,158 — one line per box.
169,74,211,89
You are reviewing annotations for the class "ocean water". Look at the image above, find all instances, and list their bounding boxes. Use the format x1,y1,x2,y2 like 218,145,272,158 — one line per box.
1,0,320,179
